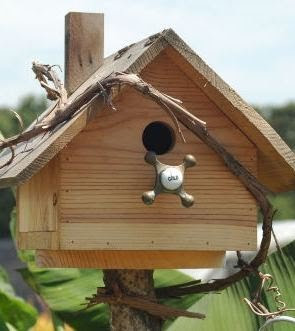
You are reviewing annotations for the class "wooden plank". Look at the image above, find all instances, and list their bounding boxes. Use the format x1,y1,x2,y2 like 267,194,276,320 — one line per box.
61,211,256,219
65,12,104,95
162,32,295,192
59,51,257,251
18,157,59,233
36,250,226,269
0,32,166,188
0,29,293,193
257,150,295,191
18,232,59,250
61,219,255,227
60,223,256,251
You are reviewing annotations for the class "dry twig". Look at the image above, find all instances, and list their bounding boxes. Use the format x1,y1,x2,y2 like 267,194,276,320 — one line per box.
84,284,205,320
243,272,295,318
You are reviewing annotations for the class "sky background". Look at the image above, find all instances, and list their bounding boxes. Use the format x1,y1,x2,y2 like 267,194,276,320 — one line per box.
0,0,294,107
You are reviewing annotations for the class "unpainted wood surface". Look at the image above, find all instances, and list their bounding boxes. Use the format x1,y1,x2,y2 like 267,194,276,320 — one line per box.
18,156,59,233
36,250,225,269
59,223,256,250
163,33,295,192
0,32,165,188
65,12,104,95
18,232,59,250
59,52,257,251
0,29,293,193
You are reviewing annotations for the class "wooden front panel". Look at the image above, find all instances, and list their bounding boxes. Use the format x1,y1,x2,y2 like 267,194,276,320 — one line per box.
36,250,225,269
59,51,257,251
17,156,59,249
18,156,59,232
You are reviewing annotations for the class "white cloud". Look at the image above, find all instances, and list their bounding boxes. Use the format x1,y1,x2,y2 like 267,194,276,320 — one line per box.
0,0,294,106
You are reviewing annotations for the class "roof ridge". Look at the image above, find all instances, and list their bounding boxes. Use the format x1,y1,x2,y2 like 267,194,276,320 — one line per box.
0,28,293,192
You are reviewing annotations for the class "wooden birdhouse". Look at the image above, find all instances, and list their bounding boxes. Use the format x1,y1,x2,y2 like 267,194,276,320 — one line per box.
1,12,295,269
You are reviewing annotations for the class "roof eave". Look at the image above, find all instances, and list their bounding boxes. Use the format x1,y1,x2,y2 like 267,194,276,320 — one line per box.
162,29,295,193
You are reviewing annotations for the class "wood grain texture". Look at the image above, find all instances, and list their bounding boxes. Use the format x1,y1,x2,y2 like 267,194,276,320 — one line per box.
59,223,256,251
36,250,225,268
0,33,166,188
18,231,58,250
162,31,295,192
17,156,59,233
59,52,257,251
0,29,293,192
65,12,104,95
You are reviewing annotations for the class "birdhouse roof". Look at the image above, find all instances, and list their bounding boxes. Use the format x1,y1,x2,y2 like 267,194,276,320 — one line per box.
0,29,294,192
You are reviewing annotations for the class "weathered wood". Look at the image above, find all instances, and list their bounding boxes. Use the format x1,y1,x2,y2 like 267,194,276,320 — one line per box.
65,12,104,95
36,250,225,268
0,34,165,187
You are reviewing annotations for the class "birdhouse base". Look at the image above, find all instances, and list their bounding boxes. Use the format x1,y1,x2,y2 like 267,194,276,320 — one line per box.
36,250,226,269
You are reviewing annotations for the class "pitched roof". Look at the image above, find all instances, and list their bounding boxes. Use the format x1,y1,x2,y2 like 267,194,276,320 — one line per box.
0,29,294,192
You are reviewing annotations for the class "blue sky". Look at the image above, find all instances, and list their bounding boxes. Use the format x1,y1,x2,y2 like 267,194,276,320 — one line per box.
0,0,294,107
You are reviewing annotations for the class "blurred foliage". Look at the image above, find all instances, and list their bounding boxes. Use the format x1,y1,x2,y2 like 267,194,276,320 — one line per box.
0,187,15,237
256,102,295,150
255,102,295,220
20,262,199,330
33,313,73,331
269,191,295,220
0,95,47,237
9,208,295,330
0,266,38,330
164,239,295,331
0,95,47,137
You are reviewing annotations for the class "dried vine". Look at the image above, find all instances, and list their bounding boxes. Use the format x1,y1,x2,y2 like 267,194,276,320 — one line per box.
0,63,274,319
83,281,205,320
243,272,295,318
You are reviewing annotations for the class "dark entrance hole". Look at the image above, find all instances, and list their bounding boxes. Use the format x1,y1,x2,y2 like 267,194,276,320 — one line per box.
142,121,175,155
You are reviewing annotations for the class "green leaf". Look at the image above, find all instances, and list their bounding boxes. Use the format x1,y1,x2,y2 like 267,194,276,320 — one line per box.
20,265,198,330
9,209,35,264
51,311,66,331
166,240,295,331
0,316,9,331
0,267,37,331
155,269,204,329
0,268,14,296
155,269,202,310
20,267,110,330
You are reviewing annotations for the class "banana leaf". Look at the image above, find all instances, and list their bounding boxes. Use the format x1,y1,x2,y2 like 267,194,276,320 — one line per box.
20,264,199,330
0,266,37,331
165,240,295,331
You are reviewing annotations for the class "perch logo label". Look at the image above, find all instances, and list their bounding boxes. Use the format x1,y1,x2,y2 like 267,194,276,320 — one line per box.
160,168,183,190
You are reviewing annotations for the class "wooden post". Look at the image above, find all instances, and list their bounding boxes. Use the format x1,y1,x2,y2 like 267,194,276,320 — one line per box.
103,270,161,330
65,12,104,95
64,12,161,330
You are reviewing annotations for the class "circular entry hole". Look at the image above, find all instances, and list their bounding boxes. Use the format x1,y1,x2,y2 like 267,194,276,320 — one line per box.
142,121,175,155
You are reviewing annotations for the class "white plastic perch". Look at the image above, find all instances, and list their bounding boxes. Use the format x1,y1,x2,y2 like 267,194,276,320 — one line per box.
259,316,295,330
